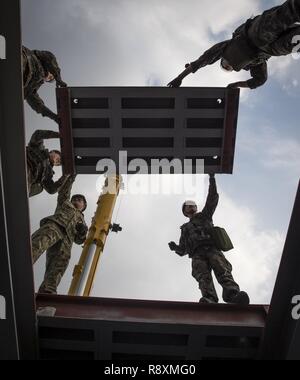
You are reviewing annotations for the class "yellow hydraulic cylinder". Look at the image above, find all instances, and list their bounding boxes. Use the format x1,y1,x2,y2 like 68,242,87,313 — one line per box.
68,175,122,297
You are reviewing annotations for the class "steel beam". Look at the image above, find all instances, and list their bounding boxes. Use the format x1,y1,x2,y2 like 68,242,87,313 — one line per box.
0,0,38,360
261,181,300,360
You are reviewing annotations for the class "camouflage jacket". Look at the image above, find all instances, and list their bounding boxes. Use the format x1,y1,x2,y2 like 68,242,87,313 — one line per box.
22,46,58,121
190,18,270,89
175,177,219,258
41,176,88,246
27,130,65,197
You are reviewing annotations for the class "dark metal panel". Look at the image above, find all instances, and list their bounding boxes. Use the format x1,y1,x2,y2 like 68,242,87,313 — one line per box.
57,87,240,175
0,0,38,360
261,181,300,360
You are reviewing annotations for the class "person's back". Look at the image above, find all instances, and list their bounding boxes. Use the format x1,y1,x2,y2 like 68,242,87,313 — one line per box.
26,130,66,197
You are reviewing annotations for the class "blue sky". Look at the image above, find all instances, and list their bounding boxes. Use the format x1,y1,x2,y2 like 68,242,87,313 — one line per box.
22,0,300,304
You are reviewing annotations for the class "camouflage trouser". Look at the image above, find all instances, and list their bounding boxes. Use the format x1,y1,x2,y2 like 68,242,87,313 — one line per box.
31,222,64,264
192,248,240,303
38,241,71,295
31,222,72,294
248,0,300,51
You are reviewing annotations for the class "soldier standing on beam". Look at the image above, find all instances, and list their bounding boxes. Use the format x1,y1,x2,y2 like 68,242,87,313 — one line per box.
168,0,300,90
31,176,88,294
169,174,250,305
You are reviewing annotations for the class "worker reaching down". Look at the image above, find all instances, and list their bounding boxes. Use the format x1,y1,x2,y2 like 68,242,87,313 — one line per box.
168,0,300,90
169,174,250,305
31,175,88,294
22,46,67,123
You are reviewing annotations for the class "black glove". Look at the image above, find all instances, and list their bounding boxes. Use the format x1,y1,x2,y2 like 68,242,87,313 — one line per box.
56,80,68,88
76,223,88,236
167,77,182,88
169,241,178,252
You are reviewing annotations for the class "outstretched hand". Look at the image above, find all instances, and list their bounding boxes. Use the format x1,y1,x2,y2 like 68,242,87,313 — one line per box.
168,77,182,88
228,81,249,90
227,82,239,89
169,241,178,252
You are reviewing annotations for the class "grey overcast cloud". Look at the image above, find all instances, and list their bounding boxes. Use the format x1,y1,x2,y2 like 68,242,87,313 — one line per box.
22,0,300,304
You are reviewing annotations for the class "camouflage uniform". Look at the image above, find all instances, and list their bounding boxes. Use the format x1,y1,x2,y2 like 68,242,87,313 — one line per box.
32,176,88,294
190,0,300,89
27,130,66,197
22,46,67,123
174,177,240,303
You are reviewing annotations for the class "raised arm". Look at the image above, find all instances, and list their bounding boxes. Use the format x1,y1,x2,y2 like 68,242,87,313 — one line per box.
228,62,268,90
43,173,69,195
29,130,60,148
26,91,59,123
201,174,219,219
57,175,75,208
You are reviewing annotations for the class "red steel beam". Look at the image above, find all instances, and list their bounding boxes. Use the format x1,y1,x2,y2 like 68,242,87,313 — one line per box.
37,295,267,328
57,88,76,175
222,88,240,174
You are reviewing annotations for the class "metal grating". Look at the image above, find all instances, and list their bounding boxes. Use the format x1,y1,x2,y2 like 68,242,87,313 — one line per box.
57,87,240,175
37,295,266,361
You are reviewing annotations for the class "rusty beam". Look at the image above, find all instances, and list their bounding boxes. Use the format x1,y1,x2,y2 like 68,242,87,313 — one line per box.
57,87,76,175
222,88,240,174
37,295,267,328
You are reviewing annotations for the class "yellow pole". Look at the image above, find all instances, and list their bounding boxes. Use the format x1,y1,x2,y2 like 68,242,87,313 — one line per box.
68,175,122,296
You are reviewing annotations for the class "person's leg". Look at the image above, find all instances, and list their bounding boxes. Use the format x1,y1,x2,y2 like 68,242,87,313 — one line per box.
38,241,71,295
248,1,300,48
31,223,62,264
209,250,241,303
192,255,219,303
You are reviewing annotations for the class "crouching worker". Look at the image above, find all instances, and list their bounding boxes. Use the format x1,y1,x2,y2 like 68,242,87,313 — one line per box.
27,129,67,197
169,174,250,305
32,175,88,294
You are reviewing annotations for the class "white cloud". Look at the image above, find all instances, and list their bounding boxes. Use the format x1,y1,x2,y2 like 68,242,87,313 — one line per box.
240,124,300,177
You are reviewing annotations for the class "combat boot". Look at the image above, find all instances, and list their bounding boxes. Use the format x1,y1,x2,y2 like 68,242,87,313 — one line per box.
199,297,218,304
230,291,250,306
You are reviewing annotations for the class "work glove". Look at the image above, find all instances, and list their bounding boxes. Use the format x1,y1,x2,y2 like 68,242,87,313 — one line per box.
167,77,182,88
227,82,241,90
56,79,68,88
76,223,88,236
168,241,178,252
